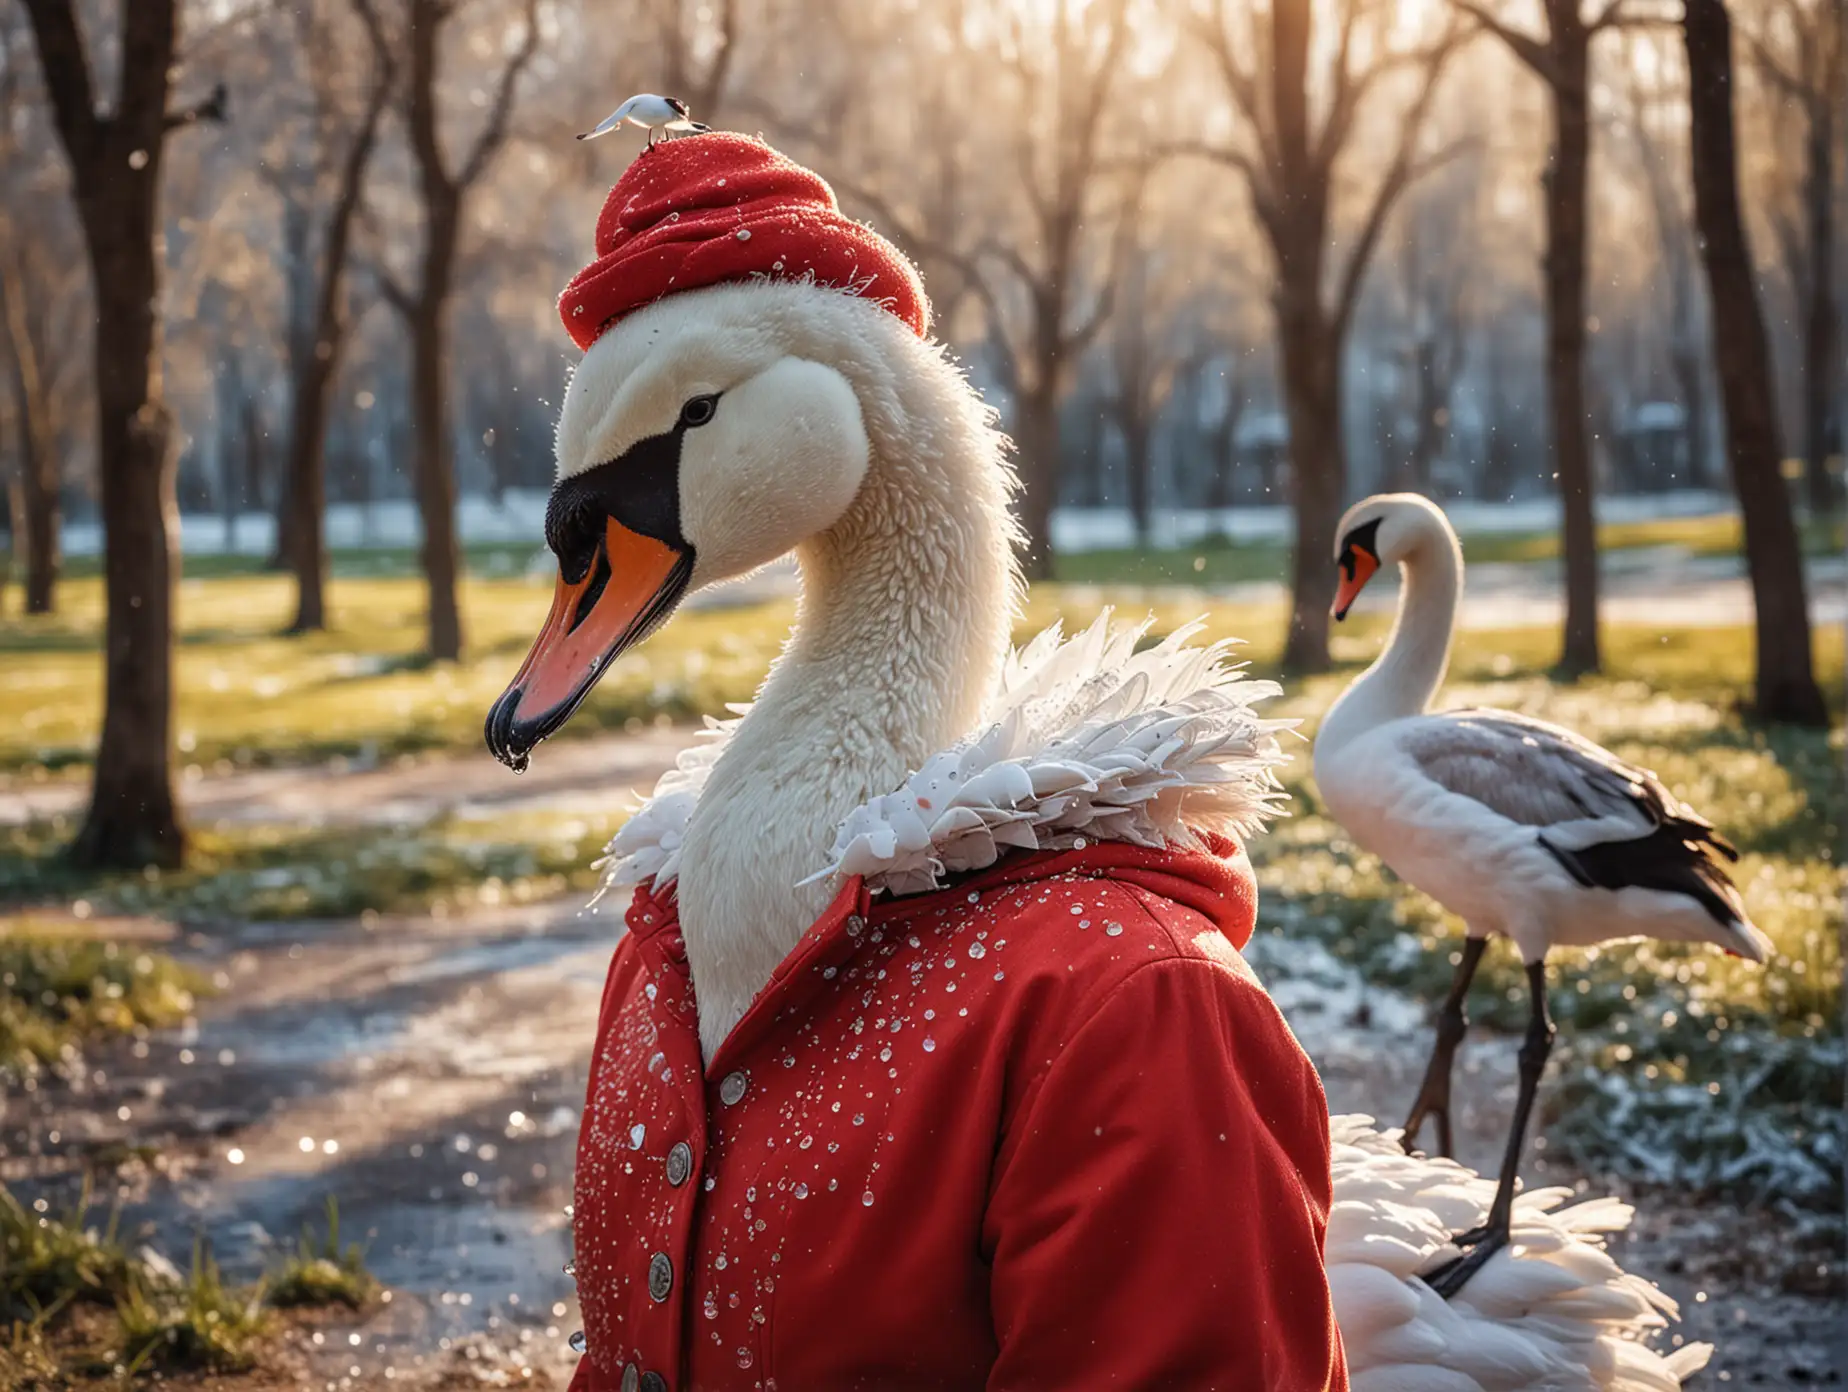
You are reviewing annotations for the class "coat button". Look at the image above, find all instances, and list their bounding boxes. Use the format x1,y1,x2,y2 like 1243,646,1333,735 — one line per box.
666,1141,693,1187
647,1251,673,1302
640,1374,668,1392
620,1366,640,1392
719,1070,748,1106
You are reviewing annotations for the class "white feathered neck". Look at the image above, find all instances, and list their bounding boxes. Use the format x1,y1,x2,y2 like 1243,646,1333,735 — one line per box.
601,613,1292,901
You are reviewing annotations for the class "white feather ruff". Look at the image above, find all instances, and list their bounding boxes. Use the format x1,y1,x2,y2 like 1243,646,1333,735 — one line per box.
1331,1116,1712,1392
597,613,1292,900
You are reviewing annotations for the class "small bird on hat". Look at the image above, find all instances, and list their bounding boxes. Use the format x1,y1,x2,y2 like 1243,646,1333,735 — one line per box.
578,93,711,149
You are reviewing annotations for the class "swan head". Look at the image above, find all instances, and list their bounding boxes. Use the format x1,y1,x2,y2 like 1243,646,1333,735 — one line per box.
485,285,881,770
1330,492,1453,620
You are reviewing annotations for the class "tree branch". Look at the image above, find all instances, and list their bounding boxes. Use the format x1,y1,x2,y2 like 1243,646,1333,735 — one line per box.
1449,0,1555,83
1333,108,1474,339
457,0,540,190
164,81,228,132
1590,0,1678,33
17,0,100,163
1194,0,1277,173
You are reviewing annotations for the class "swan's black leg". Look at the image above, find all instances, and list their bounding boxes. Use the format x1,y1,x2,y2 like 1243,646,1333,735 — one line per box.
1427,959,1555,1300
1401,936,1487,1158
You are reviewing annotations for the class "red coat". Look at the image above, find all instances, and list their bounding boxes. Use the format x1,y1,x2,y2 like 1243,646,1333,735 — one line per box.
566,836,1347,1392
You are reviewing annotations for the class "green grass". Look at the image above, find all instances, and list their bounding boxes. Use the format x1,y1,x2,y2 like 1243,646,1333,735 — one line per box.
266,1198,376,1311
0,570,792,776
0,932,206,1082
3,1186,369,1382
0,1185,133,1324
114,1239,267,1376
1,809,628,924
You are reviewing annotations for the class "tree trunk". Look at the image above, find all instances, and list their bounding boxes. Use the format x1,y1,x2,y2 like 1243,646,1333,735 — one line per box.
281,29,389,634
71,214,184,867
1208,383,1243,513
1122,415,1153,545
1670,343,1711,487
1545,29,1601,677
1,467,21,610
1799,91,1838,516
23,0,189,868
1014,379,1061,579
410,202,464,660
1684,0,1828,727
1278,303,1344,674
12,373,58,615
1,257,61,614
284,339,336,631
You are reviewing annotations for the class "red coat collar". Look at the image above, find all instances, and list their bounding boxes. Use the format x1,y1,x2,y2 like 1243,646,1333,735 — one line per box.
622,833,1254,1080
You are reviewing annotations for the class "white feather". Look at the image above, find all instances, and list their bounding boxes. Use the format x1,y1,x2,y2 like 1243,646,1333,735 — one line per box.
1331,1116,1711,1391
597,612,1292,899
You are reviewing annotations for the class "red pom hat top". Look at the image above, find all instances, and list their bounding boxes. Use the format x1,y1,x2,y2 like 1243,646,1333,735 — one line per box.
559,133,930,352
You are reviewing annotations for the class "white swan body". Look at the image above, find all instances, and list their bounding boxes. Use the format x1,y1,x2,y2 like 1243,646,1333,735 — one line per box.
1313,493,1767,968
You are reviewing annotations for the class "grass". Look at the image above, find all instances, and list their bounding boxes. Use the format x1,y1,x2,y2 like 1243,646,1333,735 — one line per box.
2,1185,376,1382
114,1239,268,1376
0,932,206,1082
266,1198,376,1310
1,809,628,925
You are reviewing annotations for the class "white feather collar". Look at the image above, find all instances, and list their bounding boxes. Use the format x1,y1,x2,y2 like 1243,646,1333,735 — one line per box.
596,615,1294,902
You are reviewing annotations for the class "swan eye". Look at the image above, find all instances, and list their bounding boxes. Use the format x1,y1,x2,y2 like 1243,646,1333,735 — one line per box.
679,394,719,429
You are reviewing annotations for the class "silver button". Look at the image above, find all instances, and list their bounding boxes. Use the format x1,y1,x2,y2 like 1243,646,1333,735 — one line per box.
640,1374,668,1392
621,1366,640,1392
719,1070,748,1106
647,1251,673,1302
666,1141,693,1187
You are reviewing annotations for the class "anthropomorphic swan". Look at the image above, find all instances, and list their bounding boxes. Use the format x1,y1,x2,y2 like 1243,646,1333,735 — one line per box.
487,138,1710,1391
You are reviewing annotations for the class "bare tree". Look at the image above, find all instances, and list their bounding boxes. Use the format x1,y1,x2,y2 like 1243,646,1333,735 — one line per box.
20,0,226,869
652,0,739,120
0,19,71,615
1190,0,1465,672
1684,0,1829,726
379,0,539,661
978,0,1141,576
1748,0,1844,516
0,234,62,614
1454,0,1670,676
268,0,395,633
1102,237,1191,544
1387,193,1473,494
1616,60,1714,489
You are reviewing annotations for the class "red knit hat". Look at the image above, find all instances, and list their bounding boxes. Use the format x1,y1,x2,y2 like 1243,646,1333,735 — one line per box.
559,133,929,351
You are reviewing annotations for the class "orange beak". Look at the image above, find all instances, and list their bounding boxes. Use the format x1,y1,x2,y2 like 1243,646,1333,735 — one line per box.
1332,546,1379,621
484,518,693,771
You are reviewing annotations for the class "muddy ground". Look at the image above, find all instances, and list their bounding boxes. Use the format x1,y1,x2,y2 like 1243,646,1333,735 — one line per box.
3,734,1841,1388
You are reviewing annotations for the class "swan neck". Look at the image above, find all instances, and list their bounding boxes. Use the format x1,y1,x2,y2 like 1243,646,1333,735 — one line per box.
1333,521,1460,737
